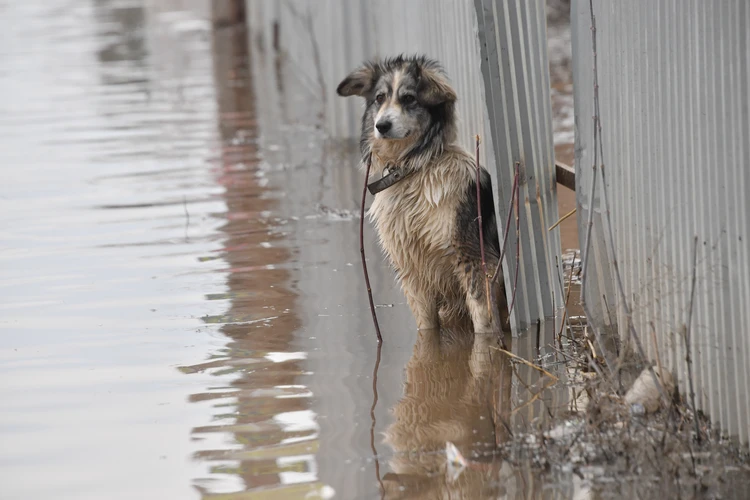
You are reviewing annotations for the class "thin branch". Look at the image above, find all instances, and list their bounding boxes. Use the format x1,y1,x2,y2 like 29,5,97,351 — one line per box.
576,0,618,384
491,163,520,287
487,161,518,338
487,285,508,349
579,1,604,366
369,342,384,497
360,152,382,344
510,377,558,416
555,253,574,351
554,256,565,332
585,350,606,381
549,207,577,232
508,166,521,316
489,345,559,382
684,235,701,444
579,0,600,308
599,163,669,407
475,135,492,316
649,321,665,383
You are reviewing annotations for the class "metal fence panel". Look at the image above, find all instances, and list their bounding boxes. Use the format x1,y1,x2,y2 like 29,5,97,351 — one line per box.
573,0,750,446
474,0,564,330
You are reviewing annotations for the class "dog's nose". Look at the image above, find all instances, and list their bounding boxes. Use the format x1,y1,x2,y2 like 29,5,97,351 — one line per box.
376,120,392,134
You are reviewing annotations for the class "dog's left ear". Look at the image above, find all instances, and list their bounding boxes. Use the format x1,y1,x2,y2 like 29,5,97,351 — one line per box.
412,61,457,106
337,64,376,98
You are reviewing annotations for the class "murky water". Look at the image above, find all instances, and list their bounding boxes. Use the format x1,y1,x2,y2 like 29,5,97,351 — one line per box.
1,2,226,498
9,2,745,500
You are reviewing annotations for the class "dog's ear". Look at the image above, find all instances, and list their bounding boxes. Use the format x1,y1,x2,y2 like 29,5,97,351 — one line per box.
337,64,377,98
413,61,457,106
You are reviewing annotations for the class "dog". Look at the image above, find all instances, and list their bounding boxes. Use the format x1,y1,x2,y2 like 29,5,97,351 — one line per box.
337,55,508,333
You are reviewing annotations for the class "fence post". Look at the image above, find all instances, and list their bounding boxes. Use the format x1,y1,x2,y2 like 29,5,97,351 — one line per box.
473,0,563,334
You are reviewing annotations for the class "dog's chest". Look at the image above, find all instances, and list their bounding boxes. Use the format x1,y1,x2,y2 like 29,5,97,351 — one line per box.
369,181,459,271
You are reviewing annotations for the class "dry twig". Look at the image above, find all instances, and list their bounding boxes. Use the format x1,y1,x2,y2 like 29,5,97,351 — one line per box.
510,377,559,416
578,0,613,381
475,135,493,316
684,235,701,443
598,163,668,407
508,163,521,316
555,253,575,349
649,321,666,383
549,207,577,232
475,138,518,340
489,345,559,382
491,163,520,287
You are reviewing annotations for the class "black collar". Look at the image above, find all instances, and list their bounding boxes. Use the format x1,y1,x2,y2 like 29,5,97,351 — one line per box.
367,165,414,195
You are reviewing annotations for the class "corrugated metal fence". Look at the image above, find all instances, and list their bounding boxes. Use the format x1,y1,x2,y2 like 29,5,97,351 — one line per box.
245,0,562,333
572,0,750,445
474,0,563,331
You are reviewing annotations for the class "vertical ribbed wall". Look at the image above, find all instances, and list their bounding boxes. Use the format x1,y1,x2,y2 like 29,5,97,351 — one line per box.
245,0,562,333
573,0,750,446
474,0,564,330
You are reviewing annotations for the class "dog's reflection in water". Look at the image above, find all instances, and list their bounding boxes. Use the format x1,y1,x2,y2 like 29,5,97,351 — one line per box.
382,328,513,499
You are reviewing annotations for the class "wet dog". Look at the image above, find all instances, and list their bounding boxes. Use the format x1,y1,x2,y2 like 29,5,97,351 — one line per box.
337,55,508,333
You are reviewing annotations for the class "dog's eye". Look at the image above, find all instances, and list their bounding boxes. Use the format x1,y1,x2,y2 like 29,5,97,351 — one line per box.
401,95,416,105
375,93,386,104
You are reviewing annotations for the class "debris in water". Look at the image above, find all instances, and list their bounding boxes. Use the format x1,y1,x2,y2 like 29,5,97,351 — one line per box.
445,441,466,482
624,367,675,414
315,203,360,221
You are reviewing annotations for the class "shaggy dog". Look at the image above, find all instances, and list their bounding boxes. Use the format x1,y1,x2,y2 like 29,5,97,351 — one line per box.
337,55,508,333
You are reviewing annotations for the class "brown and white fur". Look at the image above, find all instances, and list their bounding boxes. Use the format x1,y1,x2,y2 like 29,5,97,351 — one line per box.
337,55,508,333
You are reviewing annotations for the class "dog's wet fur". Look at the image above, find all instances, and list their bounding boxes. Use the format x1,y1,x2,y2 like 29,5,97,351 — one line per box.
337,55,509,333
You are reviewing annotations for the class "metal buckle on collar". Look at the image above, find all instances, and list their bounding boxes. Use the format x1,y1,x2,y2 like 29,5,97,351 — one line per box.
367,166,410,195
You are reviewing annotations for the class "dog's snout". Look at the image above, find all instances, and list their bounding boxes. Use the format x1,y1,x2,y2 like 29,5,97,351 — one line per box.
376,120,392,134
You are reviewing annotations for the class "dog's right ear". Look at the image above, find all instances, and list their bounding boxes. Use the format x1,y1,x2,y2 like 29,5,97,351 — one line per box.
416,66,457,106
337,65,376,98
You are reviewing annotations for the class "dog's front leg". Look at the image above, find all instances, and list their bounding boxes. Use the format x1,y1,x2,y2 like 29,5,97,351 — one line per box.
466,293,494,333
460,263,505,334
402,285,440,330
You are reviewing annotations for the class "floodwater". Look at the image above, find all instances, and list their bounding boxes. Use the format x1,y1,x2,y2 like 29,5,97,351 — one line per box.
9,2,738,500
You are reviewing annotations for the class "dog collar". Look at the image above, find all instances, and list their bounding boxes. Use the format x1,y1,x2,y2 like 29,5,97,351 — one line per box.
367,166,413,195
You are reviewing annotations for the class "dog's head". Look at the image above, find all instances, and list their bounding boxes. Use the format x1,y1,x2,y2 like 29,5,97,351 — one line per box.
337,55,457,162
